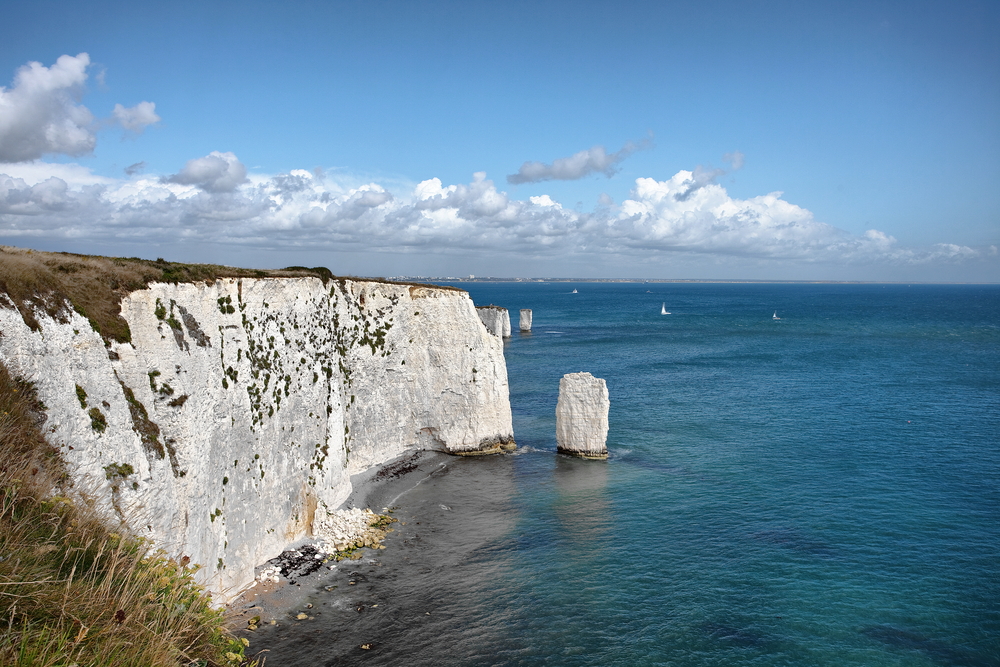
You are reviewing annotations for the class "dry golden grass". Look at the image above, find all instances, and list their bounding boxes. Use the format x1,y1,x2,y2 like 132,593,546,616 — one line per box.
0,363,260,666
0,246,322,343
0,245,460,344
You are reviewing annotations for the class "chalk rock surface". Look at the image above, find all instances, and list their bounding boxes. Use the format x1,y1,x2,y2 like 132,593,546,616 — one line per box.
312,506,386,553
0,277,513,599
476,306,511,338
556,372,609,459
519,309,532,332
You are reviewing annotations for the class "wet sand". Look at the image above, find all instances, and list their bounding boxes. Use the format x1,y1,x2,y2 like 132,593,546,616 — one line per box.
227,449,451,624
229,448,524,666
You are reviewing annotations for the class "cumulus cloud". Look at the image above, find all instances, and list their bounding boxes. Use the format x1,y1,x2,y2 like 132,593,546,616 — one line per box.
673,164,726,202
0,54,160,163
614,171,861,259
0,160,115,188
112,101,160,133
0,54,96,162
0,173,108,223
0,154,991,274
164,151,248,193
507,138,651,184
674,151,746,202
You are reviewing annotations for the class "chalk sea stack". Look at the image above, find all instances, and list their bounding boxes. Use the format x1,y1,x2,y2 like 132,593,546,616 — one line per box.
556,372,609,460
476,305,511,338
519,309,532,332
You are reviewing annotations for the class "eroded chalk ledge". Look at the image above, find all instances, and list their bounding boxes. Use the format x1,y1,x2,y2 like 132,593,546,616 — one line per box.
557,448,609,460
451,435,517,456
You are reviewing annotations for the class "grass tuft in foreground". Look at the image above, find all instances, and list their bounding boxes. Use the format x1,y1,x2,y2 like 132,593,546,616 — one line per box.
0,362,259,666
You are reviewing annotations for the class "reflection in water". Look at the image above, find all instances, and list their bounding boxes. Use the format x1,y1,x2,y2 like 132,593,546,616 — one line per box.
552,455,611,553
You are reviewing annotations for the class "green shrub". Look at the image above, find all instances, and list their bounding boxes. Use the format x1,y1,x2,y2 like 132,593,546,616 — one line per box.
88,407,107,433
75,384,87,408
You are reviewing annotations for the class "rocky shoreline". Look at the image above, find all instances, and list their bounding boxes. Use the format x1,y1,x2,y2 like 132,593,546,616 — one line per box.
227,447,522,665
253,507,397,589
226,449,450,632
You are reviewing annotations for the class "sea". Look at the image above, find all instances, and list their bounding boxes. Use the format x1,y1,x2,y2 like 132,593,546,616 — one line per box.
249,282,1000,667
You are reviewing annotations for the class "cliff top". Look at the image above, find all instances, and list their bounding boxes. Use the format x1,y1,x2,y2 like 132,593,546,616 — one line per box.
0,245,460,344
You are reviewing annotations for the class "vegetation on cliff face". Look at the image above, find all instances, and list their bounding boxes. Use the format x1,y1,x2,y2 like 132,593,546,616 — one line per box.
0,245,462,345
0,245,340,344
0,362,259,666
0,246,473,664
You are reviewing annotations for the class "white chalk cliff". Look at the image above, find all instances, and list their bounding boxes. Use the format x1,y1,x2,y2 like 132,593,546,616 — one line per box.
555,372,609,459
476,306,511,338
0,277,513,599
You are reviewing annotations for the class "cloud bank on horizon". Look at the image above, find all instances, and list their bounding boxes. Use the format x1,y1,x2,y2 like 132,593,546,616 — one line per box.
0,55,994,276
1,151,991,270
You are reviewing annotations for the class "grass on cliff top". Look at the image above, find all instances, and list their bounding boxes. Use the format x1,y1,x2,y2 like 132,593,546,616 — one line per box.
0,245,461,344
0,362,261,666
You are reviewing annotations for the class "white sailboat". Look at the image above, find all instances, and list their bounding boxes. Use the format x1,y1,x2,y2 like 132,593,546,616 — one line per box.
661,303,670,315
572,289,578,293
773,311,781,320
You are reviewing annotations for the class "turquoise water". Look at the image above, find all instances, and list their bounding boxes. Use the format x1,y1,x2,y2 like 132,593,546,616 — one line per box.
253,283,1000,666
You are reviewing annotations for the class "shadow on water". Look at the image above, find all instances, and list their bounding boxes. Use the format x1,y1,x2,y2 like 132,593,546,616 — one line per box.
468,453,613,562
552,455,611,540
861,625,999,667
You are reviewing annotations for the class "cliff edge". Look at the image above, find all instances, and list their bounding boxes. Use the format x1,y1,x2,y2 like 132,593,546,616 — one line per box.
0,249,513,599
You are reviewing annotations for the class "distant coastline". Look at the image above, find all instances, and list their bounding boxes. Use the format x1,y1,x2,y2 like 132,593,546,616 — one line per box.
389,277,998,285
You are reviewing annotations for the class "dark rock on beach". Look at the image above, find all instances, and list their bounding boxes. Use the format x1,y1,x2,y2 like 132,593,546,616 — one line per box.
263,544,327,584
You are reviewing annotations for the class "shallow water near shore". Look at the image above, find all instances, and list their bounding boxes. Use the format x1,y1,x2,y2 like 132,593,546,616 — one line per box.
247,283,1000,666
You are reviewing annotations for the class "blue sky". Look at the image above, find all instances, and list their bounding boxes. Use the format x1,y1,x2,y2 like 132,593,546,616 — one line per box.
1,0,997,280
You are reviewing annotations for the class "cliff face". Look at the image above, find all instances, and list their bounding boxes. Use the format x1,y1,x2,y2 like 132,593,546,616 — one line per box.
0,277,512,598
476,306,511,338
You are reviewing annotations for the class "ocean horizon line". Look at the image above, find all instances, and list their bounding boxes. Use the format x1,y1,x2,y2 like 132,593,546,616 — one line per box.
387,276,1000,285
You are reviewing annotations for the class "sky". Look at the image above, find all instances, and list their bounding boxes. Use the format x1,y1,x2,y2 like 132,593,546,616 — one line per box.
1,0,998,281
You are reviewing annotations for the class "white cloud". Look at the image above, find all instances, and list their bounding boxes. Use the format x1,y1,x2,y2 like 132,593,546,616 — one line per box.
0,54,96,162
0,155,992,275
616,172,881,260
0,54,160,163
112,101,160,133
507,138,651,184
672,164,726,202
164,151,248,193
672,151,747,202
0,160,115,188
0,172,107,222
529,194,561,208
